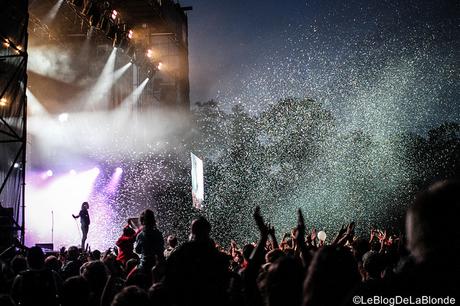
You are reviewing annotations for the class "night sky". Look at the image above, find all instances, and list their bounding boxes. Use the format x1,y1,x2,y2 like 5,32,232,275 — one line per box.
186,0,458,131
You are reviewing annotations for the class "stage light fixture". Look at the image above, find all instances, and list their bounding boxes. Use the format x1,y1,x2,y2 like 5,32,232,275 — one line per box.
146,49,153,58
147,70,154,79
157,62,163,71
128,30,133,39
58,113,69,122
0,97,7,107
14,163,20,168
46,170,54,177
113,30,130,49
111,10,118,20
115,167,123,174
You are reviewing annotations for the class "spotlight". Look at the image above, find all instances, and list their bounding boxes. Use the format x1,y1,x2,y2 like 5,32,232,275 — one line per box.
111,10,118,20
157,62,163,71
58,113,69,122
146,49,153,58
128,30,133,39
13,163,20,168
0,97,7,107
147,70,154,79
92,167,100,175
115,167,123,174
69,169,77,175
46,170,53,177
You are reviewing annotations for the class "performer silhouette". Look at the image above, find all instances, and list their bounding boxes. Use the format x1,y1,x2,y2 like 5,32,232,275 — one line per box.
72,202,90,249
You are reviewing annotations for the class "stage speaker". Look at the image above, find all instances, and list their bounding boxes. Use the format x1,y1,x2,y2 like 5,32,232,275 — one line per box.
0,207,14,250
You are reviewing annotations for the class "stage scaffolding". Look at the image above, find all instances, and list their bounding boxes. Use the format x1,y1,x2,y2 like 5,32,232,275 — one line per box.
0,0,29,247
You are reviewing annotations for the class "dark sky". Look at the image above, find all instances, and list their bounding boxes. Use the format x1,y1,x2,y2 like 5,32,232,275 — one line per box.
185,0,458,132
187,0,314,103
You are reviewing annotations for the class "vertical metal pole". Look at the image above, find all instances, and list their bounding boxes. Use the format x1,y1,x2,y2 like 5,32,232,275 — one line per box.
21,8,29,245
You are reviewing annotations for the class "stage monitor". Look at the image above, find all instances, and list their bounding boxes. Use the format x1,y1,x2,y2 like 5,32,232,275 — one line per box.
191,152,204,209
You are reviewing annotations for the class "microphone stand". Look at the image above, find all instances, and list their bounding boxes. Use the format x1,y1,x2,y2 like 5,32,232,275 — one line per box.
51,210,54,250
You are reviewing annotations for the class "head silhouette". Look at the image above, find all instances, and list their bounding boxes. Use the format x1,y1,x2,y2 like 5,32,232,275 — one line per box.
406,180,460,262
139,209,156,229
190,216,211,241
27,246,45,270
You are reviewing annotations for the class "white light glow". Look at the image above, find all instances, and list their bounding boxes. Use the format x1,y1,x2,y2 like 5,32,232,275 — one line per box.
58,113,69,122
118,78,149,108
83,48,117,109
44,0,64,23
26,168,100,248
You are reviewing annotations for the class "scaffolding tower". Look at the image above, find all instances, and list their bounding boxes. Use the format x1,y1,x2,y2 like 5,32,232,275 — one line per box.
0,0,29,248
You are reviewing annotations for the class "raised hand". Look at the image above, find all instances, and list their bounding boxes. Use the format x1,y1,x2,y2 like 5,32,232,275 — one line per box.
253,206,269,237
370,228,376,242
346,222,355,236
332,224,347,245
310,227,317,241
379,230,387,241
296,208,306,241
296,208,311,267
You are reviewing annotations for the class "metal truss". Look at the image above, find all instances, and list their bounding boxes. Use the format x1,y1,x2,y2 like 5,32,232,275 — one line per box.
0,0,28,245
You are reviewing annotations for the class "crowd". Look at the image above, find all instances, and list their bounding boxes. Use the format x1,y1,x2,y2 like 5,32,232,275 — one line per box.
0,180,458,306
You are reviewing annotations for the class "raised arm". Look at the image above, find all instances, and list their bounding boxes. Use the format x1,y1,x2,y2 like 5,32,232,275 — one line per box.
243,206,269,295
295,208,311,267
267,224,279,250
331,224,347,245
336,222,355,246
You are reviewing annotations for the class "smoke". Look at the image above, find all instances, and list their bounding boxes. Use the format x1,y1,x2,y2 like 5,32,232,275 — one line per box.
27,101,190,166
28,45,78,84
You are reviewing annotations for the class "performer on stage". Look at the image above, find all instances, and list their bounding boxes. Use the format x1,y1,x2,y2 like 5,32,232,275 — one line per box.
72,202,90,250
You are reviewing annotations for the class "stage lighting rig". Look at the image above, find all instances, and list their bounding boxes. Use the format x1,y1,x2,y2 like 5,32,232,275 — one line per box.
111,10,118,21
146,49,153,58
147,68,156,79
113,28,129,49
